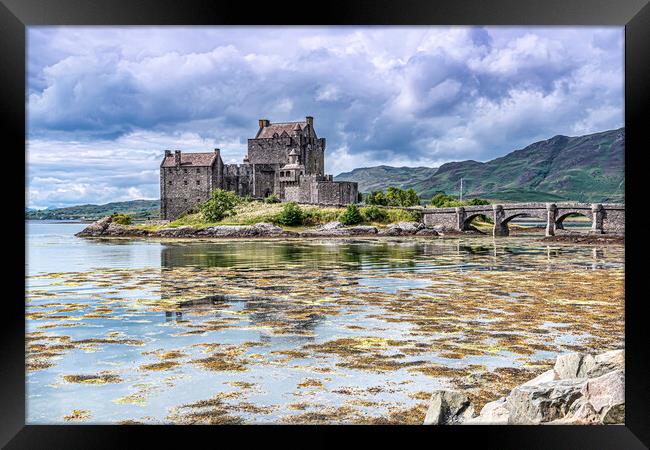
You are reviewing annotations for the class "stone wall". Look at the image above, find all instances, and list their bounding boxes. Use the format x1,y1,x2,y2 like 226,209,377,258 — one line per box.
160,165,214,220
313,181,358,205
222,163,253,197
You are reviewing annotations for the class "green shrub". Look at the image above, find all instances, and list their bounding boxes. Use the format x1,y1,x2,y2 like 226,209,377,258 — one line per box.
361,205,388,222
386,208,421,223
264,193,280,204
339,203,363,225
111,213,132,225
466,198,490,206
275,202,305,226
200,189,241,222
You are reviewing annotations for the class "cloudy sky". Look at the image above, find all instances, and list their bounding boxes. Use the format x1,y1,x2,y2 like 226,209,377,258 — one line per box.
27,26,623,209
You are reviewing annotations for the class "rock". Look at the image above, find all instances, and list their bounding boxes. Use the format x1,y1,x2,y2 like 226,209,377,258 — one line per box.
583,369,624,418
423,390,475,425
347,225,378,235
554,352,596,379
506,378,586,424
547,398,600,425
588,349,624,378
521,369,557,387
318,221,343,231
253,222,284,235
602,403,625,424
378,227,402,236
415,228,439,236
463,397,509,425
396,221,424,233
158,226,198,237
75,216,112,236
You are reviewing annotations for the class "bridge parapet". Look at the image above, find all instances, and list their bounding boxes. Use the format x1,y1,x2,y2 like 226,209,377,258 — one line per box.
421,202,624,236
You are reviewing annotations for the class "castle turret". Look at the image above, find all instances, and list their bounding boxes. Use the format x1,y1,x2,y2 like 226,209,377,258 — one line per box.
288,148,300,165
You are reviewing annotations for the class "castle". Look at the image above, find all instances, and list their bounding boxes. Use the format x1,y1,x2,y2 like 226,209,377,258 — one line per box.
160,116,358,220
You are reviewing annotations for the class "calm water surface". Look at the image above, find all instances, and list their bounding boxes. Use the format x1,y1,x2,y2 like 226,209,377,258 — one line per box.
26,221,624,424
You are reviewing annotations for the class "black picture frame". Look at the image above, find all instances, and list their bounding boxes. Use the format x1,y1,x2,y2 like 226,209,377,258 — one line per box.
3,0,648,447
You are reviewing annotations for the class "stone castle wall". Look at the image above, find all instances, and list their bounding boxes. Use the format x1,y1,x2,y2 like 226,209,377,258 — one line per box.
160,165,213,220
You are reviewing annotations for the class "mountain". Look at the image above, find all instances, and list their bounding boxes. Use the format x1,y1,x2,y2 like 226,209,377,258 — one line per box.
335,128,624,203
26,200,160,220
334,165,437,192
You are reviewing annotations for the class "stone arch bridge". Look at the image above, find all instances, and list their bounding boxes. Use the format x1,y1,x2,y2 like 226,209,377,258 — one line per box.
421,202,624,236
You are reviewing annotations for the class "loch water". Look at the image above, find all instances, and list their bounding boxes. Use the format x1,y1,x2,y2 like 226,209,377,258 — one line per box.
26,221,624,424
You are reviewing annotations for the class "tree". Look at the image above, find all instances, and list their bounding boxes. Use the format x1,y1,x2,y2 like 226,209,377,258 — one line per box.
366,191,387,206
386,187,401,206
429,193,456,208
401,188,420,207
200,189,240,222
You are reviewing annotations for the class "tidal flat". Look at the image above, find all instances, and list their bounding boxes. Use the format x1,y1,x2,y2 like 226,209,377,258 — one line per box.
26,221,624,424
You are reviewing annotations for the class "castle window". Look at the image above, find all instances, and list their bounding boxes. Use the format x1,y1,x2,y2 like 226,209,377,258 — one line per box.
168,180,172,185
196,180,200,185
196,168,200,173
183,180,188,185
183,168,187,173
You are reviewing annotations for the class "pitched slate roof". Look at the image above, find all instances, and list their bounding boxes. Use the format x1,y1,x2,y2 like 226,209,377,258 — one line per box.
256,121,308,139
161,152,217,167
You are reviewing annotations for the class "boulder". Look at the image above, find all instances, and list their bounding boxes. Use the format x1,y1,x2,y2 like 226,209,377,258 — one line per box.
521,369,557,387
318,221,343,231
75,216,112,236
396,221,424,233
554,352,596,379
415,228,439,236
588,349,624,378
582,369,624,418
158,226,198,237
253,222,285,236
463,397,509,425
506,379,586,424
347,225,378,235
378,227,403,236
423,390,475,425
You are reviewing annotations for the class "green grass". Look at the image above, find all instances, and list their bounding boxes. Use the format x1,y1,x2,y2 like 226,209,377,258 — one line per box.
132,201,423,231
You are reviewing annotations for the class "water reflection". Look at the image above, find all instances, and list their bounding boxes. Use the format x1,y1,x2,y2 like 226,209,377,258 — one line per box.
26,225,624,424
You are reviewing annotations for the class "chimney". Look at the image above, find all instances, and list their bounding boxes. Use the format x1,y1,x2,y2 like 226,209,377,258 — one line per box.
306,116,313,127
164,150,172,157
174,150,181,167
259,119,270,128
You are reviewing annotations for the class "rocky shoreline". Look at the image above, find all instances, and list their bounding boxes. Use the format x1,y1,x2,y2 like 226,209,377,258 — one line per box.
424,349,624,425
75,216,452,239
75,216,623,243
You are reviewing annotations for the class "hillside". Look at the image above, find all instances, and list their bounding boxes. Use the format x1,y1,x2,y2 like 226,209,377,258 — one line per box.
26,200,160,220
334,166,437,192
336,128,624,203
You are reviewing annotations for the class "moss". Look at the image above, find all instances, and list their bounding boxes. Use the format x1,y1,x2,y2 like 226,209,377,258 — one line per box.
62,373,122,384
63,409,91,422
140,361,180,371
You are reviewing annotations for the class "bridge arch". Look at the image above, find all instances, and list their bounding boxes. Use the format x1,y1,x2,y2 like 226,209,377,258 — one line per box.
460,213,491,231
555,211,593,231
